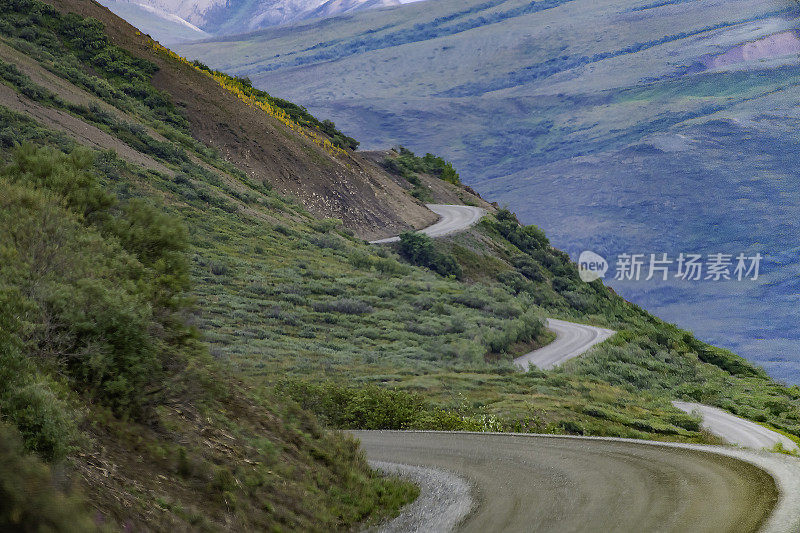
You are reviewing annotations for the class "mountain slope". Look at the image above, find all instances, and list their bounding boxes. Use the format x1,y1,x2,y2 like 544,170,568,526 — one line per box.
96,0,208,44
5,0,800,529
102,0,401,38
0,0,423,528
48,0,438,240
177,0,800,383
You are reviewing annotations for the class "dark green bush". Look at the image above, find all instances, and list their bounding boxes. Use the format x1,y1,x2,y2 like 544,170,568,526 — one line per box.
398,232,462,278
281,382,424,430
0,423,98,531
483,310,545,353
4,383,74,462
383,146,461,185
491,209,550,254
312,299,373,315
1,145,191,419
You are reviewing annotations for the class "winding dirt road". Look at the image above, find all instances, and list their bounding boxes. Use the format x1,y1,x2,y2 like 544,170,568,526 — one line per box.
358,431,800,533
514,318,615,370
366,210,798,531
673,402,799,452
370,204,486,244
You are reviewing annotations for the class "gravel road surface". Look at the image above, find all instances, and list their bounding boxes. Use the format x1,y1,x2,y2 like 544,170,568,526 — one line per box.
673,401,799,452
514,318,615,370
370,204,486,244
356,431,798,533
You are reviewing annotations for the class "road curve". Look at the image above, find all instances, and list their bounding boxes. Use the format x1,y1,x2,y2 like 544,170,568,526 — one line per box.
356,431,794,533
514,318,615,370
673,401,799,452
367,461,472,533
370,204,486,244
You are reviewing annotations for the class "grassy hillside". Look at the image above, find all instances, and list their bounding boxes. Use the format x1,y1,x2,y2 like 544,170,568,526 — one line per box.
3,0,800,529
176,0,800,383
0,0,420,529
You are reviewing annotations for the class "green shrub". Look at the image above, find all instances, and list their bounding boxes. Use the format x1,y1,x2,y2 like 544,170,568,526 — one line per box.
491,209,550,254
281,382,424,429
281,381,508,432
483,310,545,354
310,233,345,250
0,145,190,419
398,232,462,278
0,423,98,531
451,289,489,309
312,299,373,315
208,260,229,276
110,199,190,306
308,218,342,233
383,146,461,185
5,383,74,462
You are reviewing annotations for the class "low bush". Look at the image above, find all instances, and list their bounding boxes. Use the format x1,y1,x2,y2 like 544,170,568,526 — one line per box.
383,146,461,185
0,423,97,531
398,232,462,278
1,145,191,420
281,381,505,432
483,310,545,354
313,298,373,315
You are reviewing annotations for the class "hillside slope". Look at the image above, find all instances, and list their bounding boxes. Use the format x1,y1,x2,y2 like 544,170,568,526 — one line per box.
47,0,437,241
0,0,422,529
178,0,800,382
5,0,800,529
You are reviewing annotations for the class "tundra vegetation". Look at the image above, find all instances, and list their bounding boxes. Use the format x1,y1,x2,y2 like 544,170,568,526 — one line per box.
382,145,462,200
1,0,800,529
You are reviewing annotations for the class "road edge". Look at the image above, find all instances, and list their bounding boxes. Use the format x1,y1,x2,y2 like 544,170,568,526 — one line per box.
672,401,800,452
513,318,616,370
366,460,473,533
360,430,800,533
369,204,486,244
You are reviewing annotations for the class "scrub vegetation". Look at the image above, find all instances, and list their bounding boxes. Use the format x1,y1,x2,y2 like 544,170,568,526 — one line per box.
2,0,800,529
381,145,461,200
190,61,360,151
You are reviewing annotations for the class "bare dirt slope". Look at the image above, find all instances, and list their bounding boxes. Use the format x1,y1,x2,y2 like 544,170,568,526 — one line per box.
46,0,437,240
360,149,495,210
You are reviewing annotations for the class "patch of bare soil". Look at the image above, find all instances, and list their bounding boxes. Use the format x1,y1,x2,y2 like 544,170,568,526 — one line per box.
0,82,171,174
46,0,439,240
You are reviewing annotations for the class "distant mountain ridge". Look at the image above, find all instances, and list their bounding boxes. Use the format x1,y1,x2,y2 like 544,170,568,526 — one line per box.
96,0,209,43
100,0,401,40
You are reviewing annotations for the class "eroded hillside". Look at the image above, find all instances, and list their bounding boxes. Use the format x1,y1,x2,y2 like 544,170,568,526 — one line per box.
8,0,438,241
